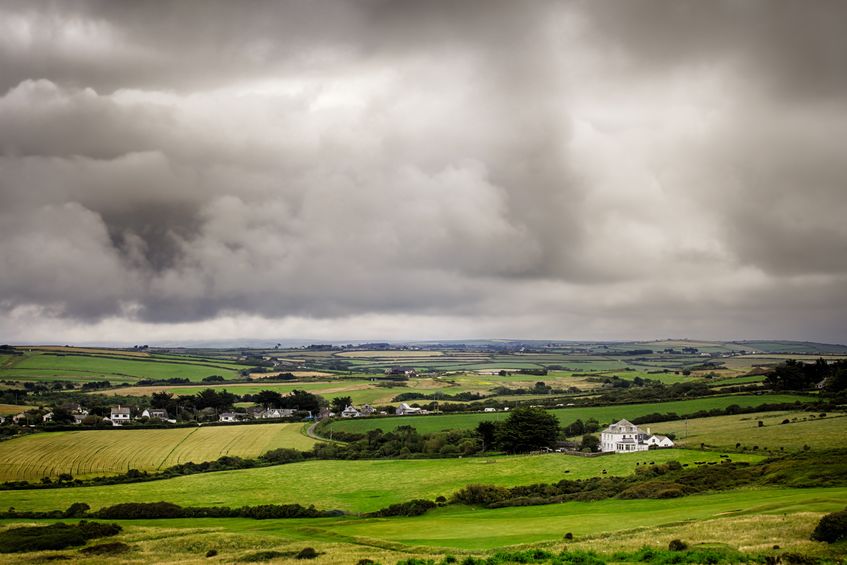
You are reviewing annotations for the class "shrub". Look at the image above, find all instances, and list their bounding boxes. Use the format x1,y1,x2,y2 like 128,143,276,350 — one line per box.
240,550,288,562
668,539,688,551
206,549,218,557
0,521,121,553
296,547,319,559
368,499,436,517
811,509,847,543
80,542,130,555
564,532,573,540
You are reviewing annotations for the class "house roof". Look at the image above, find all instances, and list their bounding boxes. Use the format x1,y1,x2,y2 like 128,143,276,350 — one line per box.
111,406,131,415
603,419,639,433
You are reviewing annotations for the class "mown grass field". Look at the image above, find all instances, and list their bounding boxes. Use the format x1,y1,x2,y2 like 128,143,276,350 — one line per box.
316,486,847,550
0,424,316,482
653,411,847,451
328,393,818,434
0,449,759,513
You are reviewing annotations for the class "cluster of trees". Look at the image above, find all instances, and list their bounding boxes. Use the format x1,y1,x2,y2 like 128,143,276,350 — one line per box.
766,359,847,392
476,407,560,453
316,426,483,458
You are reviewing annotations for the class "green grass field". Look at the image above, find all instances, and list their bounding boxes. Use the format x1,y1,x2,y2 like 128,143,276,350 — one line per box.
0,352,244,383
0,424,316,482
0,449,760,513
317,486,847,550
328,393,818,434
653,411,847,451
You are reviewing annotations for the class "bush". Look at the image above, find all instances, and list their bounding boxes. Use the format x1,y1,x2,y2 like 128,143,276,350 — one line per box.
0,521,121,553
811,509,847,543
668,539,688,551
206,549,218,557
80,542,130,555
367,499,436,517
240,550,288,562
296,547,319,559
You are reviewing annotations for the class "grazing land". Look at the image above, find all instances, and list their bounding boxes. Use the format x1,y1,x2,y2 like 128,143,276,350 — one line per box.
0,449,759,513
653,411,847,451
328,393,818,434
0,424,315,482
0,351,244,383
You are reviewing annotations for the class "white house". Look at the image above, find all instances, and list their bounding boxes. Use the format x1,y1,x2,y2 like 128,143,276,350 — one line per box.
644,434,675,448
600,419,674,453
340,405,361,418
141,408,169,420
110,405,131,426
219,412,246,423
260,408,297,419
396,403,422,416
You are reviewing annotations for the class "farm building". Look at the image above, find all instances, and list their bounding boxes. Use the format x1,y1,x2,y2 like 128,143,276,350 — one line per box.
219,412,247,423
600,419,674,453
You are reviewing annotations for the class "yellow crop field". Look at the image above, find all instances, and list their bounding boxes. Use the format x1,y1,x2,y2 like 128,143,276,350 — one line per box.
0,423,316,482
335,350,445,358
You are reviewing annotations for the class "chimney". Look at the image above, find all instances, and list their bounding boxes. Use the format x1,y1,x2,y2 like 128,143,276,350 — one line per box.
647,427,651,435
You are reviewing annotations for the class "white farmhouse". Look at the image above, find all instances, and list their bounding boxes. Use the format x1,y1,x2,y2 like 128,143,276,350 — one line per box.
110,405,131,426
341,405,361,418
600,419,674,453
396,403,422,416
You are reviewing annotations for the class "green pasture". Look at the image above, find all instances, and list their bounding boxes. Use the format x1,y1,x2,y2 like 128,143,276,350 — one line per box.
0,449,759,513
0,423,315,482
0,352,242,383
328,393,818,435
653,411,847,452
319,486,847,550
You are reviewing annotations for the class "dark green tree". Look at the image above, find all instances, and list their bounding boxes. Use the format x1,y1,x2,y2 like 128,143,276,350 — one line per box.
495,407,559,453
331,396,353,413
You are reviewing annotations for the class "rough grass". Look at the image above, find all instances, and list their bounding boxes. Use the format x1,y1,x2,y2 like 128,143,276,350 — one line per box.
653,411,847,451
0,404,35,416
0,423,316,481
0,450,759,513
328,394,818,435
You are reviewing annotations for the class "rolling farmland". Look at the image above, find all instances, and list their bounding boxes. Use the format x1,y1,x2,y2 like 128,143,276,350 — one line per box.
0,423,316,481
327,393,818,434
0,449,760,513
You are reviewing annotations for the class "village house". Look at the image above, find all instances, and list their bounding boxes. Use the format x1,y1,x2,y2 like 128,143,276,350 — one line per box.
600,419,675,453
395,402,423,416
340,405,361,418
260,408,297,419
141,408,169,420
359,404,376,416
110,405,131,426
219,412,247,423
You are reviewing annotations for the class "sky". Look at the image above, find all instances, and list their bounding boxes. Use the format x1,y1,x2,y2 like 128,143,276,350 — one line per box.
1,0,846,345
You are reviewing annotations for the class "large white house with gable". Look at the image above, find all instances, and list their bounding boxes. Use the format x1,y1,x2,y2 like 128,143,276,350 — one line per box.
600,419,674,453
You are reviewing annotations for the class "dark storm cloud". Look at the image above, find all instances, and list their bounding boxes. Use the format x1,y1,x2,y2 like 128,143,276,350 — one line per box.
1,0,846,342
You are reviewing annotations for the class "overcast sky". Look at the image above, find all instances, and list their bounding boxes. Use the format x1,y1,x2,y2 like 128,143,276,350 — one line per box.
1,0,846,345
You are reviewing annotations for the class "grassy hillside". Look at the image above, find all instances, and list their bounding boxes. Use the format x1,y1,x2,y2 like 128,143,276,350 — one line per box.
0,423,316,481
328,393,818,434
0,351,244,383
653,411,847,451
0,450,759,513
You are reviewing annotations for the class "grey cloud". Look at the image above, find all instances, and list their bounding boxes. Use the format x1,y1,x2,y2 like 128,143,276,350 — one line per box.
0,1,846,342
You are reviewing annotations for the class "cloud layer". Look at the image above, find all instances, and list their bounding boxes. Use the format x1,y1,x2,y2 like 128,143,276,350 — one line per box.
1,0,846,343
